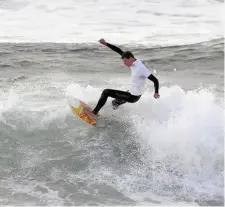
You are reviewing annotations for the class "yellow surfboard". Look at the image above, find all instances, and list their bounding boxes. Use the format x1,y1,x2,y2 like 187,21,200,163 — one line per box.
67,95,97,127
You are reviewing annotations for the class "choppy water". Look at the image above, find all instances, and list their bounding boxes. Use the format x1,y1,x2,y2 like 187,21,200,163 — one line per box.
0,0,224,206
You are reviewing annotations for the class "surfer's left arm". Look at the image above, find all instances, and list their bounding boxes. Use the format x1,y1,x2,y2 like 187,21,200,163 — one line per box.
148,74,160,99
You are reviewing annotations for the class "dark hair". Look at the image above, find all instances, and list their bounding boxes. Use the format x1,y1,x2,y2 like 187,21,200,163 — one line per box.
121,51,135,59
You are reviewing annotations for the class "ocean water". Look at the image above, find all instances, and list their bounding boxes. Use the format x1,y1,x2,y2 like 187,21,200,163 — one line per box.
0,0,224,206
0,0,223,45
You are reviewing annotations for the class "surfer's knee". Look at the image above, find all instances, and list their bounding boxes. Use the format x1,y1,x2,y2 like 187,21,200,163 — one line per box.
102,89,110,96
130,95,141,103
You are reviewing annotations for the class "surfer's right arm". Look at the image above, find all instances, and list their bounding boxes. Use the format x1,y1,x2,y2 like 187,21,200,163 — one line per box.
99,38,124,56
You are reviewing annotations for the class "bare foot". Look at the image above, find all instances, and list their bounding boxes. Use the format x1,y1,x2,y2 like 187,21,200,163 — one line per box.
83,106,96,119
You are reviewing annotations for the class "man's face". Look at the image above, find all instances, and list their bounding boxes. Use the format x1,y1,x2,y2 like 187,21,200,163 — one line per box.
122,58,134,67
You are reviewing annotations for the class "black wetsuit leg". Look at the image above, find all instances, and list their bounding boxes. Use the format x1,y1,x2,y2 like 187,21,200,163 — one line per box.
92,89,141,115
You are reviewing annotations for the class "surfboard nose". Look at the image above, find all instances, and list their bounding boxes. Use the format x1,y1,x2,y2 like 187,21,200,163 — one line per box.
67,95,80,108
73,98,80,107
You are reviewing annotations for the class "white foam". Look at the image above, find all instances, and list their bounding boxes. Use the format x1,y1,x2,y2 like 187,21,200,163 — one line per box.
77,85,223,204
65,83,100,105
0,81,104,130
67,84,223,204
124,86,224,201
0,0,223,45
1,80,223,204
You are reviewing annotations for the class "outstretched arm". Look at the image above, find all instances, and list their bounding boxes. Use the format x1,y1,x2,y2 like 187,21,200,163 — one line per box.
99,38,124,56
105,42,124,56
148,74,160,98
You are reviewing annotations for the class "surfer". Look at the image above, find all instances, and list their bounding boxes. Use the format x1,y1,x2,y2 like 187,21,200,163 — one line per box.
84,38,160,119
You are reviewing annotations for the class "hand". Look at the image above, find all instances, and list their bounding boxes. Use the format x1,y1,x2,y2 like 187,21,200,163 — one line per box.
153,93,160,99
99,38,107,45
